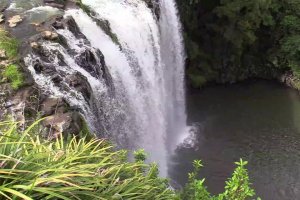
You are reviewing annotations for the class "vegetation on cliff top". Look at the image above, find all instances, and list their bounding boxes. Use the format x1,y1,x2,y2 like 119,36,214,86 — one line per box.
0,120,258,200
177,0,300,88
0,29,23,90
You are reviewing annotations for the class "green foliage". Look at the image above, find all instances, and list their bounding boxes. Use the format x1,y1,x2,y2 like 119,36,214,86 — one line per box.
177,0,300,86
218,159,255,200
0,120,176,200
3,64,24,90
134,149,147,162
189,74,207,88
281,15,300,32
0,30,19,59
181,160,211,200
181,159,259,200
75,0,92,15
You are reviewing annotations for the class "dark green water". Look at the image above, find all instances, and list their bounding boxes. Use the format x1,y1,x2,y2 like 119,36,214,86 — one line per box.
168,80,300,200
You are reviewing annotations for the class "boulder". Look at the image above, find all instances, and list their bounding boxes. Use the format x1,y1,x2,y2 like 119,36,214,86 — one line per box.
30,42,40,49
143,0,160,19
8,15,23,28
41,31,58,40
66,72,92,102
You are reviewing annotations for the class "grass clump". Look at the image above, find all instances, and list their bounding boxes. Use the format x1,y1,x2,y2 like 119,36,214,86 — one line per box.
3,64,24,90
0,120,177,200
0,29,19,59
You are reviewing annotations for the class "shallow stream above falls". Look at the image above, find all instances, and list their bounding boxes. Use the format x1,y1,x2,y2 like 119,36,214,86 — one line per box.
168,80,300,200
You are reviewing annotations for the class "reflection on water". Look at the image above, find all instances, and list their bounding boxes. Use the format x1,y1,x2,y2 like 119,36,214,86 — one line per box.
168,80,300,200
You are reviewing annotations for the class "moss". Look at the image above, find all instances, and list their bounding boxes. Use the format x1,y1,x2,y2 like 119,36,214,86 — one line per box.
75,0,121,47
94,19,121,47
76,0,92,15
3,64,24,90
0,30,19,59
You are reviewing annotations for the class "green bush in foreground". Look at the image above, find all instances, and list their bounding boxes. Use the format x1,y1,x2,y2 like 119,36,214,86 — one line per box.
0,120,258,200
0,120,176,200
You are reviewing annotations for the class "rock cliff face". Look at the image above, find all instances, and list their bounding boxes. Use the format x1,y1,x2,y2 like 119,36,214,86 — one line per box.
0,0,113,137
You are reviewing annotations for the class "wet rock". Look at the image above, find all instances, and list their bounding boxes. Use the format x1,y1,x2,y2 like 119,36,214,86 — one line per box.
0,83,13,120
0,14,4,23
51,74,63,84
44,0,65,9
76,49,100,78
33,62,44,73
41,31,58,40
43,112,84,139
0,49,7,60
30,42,40,49
52,20,64,29
40,97,68,116
8,15,23,28
66,72,92,102
143,0,160,19
66,17,82,37
7,88,35,127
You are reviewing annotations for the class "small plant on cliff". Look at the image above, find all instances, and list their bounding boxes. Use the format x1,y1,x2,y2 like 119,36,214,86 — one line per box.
3,64,24,89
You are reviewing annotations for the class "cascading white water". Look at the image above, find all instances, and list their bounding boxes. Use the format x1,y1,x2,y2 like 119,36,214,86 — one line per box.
159,0,189,151
25,0,187,176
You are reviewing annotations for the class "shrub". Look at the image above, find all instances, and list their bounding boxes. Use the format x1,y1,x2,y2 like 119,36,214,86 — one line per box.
181,159,260,200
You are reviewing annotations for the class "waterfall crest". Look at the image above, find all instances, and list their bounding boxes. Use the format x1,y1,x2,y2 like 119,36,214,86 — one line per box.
25,0,187,175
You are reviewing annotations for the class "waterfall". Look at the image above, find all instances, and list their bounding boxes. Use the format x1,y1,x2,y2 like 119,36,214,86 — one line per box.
24,0,187,176
159,0,188,151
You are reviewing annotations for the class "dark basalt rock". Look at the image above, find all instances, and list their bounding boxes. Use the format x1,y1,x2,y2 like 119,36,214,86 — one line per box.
76,49,99,78
44,0,65,9
66,17,83,38
14,12,117,136
143,0,160,19
75,49,114,92
66,72,93,102
33,62,44,74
